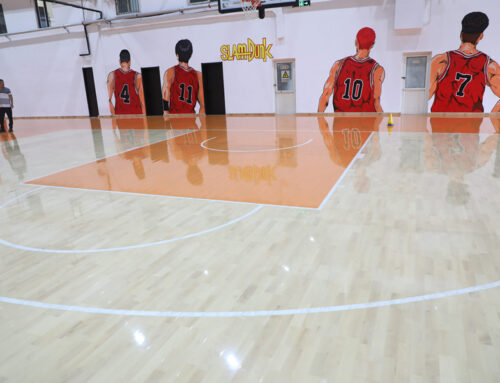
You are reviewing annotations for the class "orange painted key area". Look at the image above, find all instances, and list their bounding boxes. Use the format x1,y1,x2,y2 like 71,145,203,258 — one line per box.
26,116,379,208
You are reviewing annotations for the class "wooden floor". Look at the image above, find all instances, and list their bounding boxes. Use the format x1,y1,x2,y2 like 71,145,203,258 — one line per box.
1,115,500,382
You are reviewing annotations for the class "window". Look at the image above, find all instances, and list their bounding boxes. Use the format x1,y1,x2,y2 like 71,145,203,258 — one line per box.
0,4,7,34
35,0,52,28
115,0,140,15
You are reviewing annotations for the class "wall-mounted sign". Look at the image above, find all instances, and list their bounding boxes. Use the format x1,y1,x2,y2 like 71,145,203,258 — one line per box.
220,38,273,62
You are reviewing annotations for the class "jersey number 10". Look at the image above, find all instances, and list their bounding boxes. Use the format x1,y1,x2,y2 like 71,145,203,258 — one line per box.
342,78,364,101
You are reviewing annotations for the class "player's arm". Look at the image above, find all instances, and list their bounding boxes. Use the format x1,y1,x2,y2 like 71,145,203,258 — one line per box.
318,61,340,113
429,53,448,100
136,73,146,115
487,59,500,113
373,65,385,113
8,93,13,109
197,71,206,115
162,67,174,115
107,71,115,115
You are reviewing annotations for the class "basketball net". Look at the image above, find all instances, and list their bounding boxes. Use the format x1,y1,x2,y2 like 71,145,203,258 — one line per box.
240,0,261,17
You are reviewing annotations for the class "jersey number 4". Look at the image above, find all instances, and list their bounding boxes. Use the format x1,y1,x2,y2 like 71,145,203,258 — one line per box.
455,73,472,97
179,83,194,104
120,84,130,104
342,78,364,101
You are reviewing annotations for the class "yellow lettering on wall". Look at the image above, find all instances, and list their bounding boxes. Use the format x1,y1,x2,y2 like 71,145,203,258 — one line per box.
220,45,232,61
220,38,273,62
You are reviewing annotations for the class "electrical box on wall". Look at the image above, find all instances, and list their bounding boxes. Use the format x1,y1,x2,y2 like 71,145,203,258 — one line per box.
394,0,425,30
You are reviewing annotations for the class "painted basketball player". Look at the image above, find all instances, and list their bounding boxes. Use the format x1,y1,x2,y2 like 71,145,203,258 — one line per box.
162,40,205,114
107,49,145,115
318,27,385,113
429,12,500,113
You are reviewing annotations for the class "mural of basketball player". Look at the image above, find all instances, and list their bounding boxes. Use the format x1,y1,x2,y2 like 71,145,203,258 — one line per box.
162,40,205,115
318,27,385,113
107,49,145,115
429,12,500,113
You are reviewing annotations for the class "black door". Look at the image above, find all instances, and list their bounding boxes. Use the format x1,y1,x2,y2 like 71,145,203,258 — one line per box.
141,66,164,116
82,67,99,117
201,62,226,115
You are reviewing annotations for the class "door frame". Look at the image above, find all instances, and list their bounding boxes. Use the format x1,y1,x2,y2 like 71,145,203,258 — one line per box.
273,58,296,114
273,58,296,94
401,51,432,114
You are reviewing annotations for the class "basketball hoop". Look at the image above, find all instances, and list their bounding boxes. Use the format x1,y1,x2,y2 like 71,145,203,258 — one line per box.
240,0,261,17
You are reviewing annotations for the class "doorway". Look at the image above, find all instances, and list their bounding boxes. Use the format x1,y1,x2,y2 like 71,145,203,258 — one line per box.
201,62,226,115
82,67,99,117
141,67,163,116
273,59,296,115
401,52,431,114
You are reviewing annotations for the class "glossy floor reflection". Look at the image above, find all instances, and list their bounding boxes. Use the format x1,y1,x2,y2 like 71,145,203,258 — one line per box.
1,115,500,382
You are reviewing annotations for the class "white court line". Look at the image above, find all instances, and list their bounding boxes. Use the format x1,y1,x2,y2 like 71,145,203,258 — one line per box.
0,186,46,209
318,132,374,210
23,129,196,184
201,137,314,152
0,196,262,253
1,280,498,318
20,184,320,211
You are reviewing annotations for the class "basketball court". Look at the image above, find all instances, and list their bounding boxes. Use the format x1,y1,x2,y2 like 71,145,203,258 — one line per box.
1,1,500,382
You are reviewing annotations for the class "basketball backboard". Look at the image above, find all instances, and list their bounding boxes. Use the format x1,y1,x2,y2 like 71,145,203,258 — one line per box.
218,0,298,14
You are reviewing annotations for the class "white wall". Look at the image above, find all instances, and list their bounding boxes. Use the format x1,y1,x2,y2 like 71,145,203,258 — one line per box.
0,0,499,116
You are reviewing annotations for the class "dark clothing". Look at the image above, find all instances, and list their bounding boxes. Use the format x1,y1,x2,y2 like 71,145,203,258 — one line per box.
0,107,13,131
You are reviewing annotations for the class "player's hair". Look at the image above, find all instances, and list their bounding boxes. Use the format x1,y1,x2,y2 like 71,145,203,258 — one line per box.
461,12,488,44
356,27,376,50
461,32,482,45
0,79,3,82
119,49,131,63
175,39,193,63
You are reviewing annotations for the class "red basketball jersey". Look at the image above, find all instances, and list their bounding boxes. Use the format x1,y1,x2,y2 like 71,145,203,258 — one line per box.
114,69,142,115
431,50,490,113
333,56,379,112
170,65,199,114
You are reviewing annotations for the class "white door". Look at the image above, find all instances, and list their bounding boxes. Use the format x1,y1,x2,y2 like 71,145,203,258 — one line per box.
274,59,296,115
401,53,431,114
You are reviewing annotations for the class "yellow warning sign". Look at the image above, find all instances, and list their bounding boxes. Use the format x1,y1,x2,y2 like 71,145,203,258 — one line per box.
281,70,290,81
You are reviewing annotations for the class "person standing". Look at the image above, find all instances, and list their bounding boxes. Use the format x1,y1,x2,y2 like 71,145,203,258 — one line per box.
0,79,14,132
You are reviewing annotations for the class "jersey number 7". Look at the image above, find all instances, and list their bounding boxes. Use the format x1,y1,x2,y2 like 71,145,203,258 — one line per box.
455,73,472,97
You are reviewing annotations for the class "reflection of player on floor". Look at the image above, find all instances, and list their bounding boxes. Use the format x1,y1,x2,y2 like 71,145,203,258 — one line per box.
429,12,500,113
317,116,381,193
426,118,498,205
112,118,149,180
162,40,205,115
166,116,207,185
318,28,385,113
107,49,145,115
1,132,27,181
